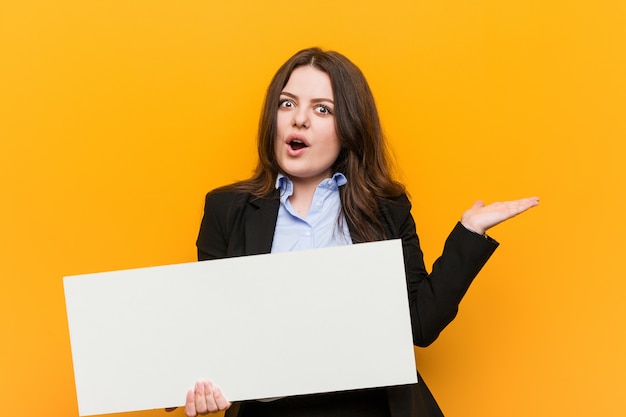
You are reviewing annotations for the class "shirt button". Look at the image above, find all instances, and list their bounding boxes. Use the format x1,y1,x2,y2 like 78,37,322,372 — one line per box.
305,231,311,237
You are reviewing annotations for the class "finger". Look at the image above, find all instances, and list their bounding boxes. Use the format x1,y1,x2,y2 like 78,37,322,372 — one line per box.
521,196,540,209
203,381,220,413
185,388,197,417
510,197,540,215
213,387,232,411
194,381,209,414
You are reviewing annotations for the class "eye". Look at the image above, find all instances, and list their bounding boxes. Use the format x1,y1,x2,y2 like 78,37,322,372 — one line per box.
315,104,333,115
279,99,294,109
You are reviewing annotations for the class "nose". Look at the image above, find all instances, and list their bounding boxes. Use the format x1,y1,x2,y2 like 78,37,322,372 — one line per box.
291,107,310,129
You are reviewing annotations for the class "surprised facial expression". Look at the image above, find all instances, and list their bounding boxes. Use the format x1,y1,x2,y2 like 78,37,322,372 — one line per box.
275,66,341,186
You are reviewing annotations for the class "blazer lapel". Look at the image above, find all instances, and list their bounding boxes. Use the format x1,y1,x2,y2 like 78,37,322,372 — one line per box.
243,193,280,256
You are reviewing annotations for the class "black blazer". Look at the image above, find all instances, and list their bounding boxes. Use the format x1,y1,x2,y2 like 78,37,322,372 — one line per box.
196,189,499,417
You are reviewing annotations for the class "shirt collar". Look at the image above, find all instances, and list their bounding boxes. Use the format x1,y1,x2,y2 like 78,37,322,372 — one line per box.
275,173,347,198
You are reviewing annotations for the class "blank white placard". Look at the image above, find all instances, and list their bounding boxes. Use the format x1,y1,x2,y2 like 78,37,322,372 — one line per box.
63,239,417,416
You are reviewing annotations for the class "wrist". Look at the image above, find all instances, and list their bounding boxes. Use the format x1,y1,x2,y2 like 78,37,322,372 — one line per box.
461,221,486,236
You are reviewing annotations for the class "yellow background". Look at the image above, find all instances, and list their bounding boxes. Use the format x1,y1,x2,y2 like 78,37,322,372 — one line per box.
1,1,625,416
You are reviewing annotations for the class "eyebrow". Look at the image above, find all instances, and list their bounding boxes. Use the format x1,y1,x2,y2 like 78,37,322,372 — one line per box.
280,91,334,104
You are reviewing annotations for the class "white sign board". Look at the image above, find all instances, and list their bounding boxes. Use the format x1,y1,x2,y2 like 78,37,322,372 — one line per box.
64,239,417,416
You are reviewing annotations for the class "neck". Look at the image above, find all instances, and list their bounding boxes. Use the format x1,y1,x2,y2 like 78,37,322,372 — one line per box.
288,174,329,218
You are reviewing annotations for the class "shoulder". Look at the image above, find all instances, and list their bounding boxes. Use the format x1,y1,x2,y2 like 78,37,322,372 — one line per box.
202,188,255,224
374,193,415,238
377,193,412,216
204,187,252,208
203,186,279,217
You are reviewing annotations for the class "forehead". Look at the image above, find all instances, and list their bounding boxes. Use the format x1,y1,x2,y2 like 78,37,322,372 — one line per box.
282,66,333,99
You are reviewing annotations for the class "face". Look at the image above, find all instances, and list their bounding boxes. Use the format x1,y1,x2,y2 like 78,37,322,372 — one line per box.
275,65,341,186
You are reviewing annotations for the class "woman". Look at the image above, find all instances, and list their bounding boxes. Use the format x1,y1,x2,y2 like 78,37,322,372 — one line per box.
182,47,538,416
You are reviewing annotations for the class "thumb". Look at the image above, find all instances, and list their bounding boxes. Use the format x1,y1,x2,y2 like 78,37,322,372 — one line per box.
471,200,485,210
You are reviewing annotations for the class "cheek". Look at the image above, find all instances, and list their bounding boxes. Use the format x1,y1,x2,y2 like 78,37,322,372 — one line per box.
273,136,282,159
276,111,289,132
322,136,342,163
328,127,341,153
321,120,338,142
331,143,342,162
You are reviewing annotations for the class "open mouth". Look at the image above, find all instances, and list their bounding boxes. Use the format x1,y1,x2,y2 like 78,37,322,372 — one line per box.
288,139,308,151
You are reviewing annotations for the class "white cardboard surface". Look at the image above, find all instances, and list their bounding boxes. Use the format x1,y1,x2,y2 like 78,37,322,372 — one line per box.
64,239,417,416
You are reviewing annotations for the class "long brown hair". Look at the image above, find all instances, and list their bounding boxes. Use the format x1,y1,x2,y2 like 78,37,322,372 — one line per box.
226,47,405,242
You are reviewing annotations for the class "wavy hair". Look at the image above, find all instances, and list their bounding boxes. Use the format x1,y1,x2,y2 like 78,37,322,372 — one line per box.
226,47,405,242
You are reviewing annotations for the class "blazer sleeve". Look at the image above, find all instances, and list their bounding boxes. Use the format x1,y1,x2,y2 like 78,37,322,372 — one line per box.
384,195,499,347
